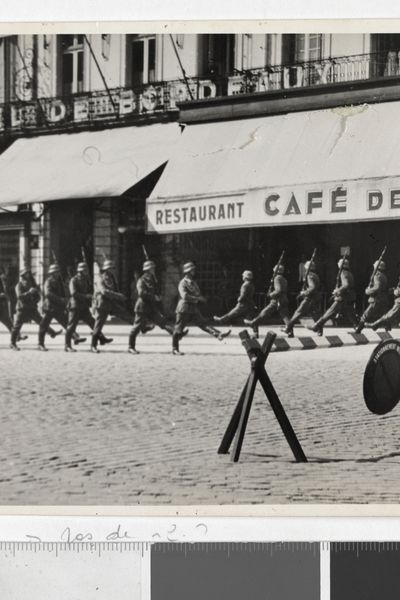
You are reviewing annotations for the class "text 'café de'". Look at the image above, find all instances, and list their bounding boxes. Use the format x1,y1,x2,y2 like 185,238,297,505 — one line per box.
0,33,400,314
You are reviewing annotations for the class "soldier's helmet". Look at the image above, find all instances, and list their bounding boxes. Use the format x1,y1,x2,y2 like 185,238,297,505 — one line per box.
48,263,60,275
337,258,350,269
143,260,156,272
77,262,88,273
19,266,31,277
242,270,253,280
101,259,115,272
374,260,386,271
305,260,316,271
274,264,285,274
183,261,196,274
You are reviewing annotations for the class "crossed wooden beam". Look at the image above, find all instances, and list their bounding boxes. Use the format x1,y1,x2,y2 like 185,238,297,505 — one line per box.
218,330,308,463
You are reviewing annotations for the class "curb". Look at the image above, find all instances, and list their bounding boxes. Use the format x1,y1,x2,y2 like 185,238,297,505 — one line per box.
270,330,393,352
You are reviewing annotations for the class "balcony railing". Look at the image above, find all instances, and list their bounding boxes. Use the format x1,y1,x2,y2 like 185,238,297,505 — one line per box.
1,50,399,134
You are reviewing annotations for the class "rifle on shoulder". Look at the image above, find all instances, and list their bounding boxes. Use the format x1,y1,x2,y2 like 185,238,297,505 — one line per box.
267,250,285,296
297,248,317,300
331,249,349,301
368,246,387,289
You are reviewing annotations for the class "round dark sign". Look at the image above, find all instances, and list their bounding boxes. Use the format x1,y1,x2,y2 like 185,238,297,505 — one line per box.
363,339,400,415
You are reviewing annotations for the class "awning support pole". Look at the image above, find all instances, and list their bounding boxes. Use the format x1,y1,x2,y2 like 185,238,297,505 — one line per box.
169,34,194,101
84,34,119,117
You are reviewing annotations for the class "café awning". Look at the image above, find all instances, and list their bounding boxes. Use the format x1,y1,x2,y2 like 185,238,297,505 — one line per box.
147,101,400,233
0,122,182,206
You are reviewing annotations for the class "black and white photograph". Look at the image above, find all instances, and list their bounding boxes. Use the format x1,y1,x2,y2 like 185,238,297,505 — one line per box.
1,29,400,504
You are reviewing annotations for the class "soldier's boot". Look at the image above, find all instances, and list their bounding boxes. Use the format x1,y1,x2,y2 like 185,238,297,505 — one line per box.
205,325,231,341
307,320,324,336
10,329,20,351
90,334,100,353
172,332,184,356
65,330,76,352
280,320,295,338
128,332,140,354
38,329,48,351
49,328,63,339
73,332,87,345
354,320,365,334
99,334,113,345
367,318,386,331
17,334,28,341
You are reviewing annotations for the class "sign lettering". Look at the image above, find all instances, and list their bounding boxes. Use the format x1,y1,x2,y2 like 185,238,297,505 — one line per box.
147,178,400,233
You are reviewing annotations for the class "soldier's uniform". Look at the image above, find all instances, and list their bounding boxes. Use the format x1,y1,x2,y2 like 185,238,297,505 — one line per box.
65,263,111,351
367,281,400,330
10,267,59,350
91,260,133,352
309,258,358,336
244,264,290,328
282,262,321,337
38,264,69,350
355,261,390,333
213,270,258,336
0,273,14,333
128,260,174,353
172,262,231,355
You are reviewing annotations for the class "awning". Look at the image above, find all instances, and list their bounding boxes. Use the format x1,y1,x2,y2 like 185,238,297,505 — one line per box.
0,122,182,206
147,101,400,233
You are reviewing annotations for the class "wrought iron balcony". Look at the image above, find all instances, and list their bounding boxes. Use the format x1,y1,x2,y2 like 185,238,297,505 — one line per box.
1,51,398,134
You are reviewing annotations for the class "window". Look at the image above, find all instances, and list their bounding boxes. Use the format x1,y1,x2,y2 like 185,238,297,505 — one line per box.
203,34,235,77
371,34,400,77
283,34,322,64
295,34,322,63
130,35,156,88
61,34,84,95
282,34,323,87
0,36,17,103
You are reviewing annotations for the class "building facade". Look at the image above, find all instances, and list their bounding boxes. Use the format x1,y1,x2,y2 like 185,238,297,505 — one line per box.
0,32,399,315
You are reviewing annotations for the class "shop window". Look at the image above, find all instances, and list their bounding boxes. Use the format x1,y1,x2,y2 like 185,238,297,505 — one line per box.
60,34,84,96
129,35,156,88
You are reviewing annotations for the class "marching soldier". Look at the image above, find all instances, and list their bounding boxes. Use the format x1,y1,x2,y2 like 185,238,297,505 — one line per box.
308,257,358,336
0,269,27,340
65,262,112,352
91,259,132,353
10,266,61,350
172,262,231,356
128,260,178,354
354,259,390,333
366,278,400,331
38,263,69,351
213,270,258,337
244,262,290,330
40,263,89,351
281,258,321,338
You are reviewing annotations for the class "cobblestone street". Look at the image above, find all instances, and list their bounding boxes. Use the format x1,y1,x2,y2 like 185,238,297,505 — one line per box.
1,324,400,505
